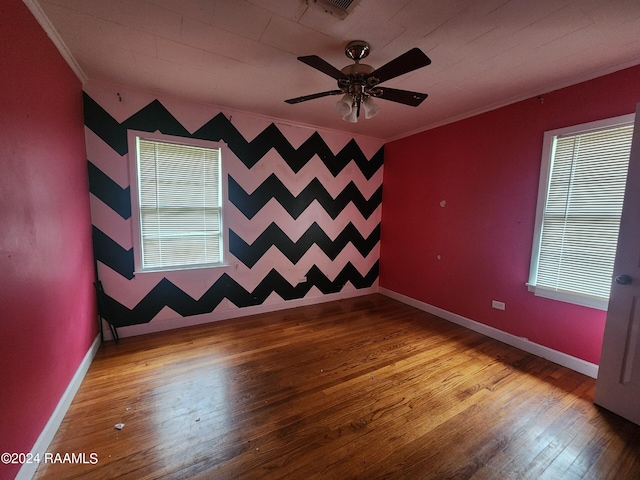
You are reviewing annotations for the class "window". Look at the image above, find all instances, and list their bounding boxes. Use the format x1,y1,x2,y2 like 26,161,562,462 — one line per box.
128,131,226,273
528,114,634,310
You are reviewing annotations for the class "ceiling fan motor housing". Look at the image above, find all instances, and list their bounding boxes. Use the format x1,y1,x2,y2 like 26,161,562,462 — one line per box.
340,63,374,76
339,63,380,97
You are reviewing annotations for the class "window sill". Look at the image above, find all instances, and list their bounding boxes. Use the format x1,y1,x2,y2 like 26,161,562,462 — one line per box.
526,283,609,311
134,262,231,276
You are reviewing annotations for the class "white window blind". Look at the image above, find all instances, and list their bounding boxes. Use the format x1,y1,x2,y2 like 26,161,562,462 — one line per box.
529,116,634,309
135,137,223,271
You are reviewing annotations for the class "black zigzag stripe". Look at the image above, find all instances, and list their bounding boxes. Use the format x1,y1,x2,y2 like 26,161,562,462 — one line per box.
100,261,379,326
194,119,383,179
230,222,380,268
83,93,383,178
88,161,131,220
92,226,134,280
229,174,382,220
83,93,191,155
309,261,379,292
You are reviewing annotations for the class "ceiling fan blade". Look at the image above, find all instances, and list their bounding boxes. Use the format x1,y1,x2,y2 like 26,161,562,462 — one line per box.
375,87,428,107
367,48,431,85
285,90,344,104
298,55,347,80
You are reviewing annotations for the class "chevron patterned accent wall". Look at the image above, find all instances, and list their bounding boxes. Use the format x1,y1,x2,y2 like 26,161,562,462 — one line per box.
84,86,383,331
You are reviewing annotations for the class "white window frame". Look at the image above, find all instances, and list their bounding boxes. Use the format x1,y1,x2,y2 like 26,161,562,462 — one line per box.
527,113,635,310
128,130,229,274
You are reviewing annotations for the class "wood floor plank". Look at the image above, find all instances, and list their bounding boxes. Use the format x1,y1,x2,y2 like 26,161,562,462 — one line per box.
33,295,640,479
480,373,593,479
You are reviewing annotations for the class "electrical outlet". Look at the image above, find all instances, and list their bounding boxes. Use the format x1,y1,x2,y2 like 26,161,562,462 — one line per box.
492,300,506,311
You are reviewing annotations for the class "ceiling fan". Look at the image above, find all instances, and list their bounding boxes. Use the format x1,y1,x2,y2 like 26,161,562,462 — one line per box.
285,40,431,123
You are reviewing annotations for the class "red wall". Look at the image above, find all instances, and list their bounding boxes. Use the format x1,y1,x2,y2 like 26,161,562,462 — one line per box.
380,65,640,365
0,1,98,477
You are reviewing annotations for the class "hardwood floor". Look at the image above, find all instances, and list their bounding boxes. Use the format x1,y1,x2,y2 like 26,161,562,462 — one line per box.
34,294,640,479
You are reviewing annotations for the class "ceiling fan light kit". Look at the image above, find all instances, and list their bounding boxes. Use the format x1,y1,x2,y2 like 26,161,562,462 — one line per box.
285,40,431,123
337,94,380,122
336,93,354,118
362,96,380,119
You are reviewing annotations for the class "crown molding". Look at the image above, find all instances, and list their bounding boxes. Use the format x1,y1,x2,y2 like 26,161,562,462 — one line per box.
22,0,87,83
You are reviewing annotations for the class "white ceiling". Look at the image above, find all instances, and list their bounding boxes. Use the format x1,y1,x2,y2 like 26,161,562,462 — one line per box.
32,0,640,141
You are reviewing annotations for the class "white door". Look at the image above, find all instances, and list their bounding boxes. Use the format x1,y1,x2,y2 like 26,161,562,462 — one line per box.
594,102,640,426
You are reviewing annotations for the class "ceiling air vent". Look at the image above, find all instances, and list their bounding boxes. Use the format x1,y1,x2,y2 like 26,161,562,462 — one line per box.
312,0,361,19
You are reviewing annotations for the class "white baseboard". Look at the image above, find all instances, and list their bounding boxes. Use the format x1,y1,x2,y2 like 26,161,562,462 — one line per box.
379,287,599,378
16,334,101,480
103,286,379,340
